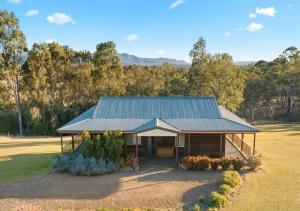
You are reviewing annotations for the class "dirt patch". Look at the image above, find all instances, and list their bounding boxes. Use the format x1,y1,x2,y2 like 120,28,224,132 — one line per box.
0,168,221,211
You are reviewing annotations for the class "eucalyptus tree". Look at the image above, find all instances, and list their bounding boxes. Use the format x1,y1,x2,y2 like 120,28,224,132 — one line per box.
0,10,26,136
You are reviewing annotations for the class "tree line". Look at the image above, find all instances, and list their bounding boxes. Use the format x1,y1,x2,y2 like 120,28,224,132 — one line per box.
1,10,299,135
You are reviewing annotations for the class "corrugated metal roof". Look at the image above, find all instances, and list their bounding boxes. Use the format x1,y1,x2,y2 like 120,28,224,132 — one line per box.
134,118,180,132
92,96,221,119
57,96,258,133
63,106,96,127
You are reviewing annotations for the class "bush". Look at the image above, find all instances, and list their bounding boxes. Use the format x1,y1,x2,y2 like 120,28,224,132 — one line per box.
219,184,232,195
220,157,231,170
222,171,241,187
126,153,139,168
181,156,210,171
192,203,201,211
248,154,262,170
231,157,244,171
52,154,119,176
198,195,205,203
209,191,227,208
210,158,220,170
80,130,124,164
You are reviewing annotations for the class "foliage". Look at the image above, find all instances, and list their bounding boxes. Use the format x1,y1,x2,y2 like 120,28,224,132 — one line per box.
192,203,201,211
198,195,205,203
52,153,119,176
219,184,232,195
210,158,220,170
80,130,124,164
222,171,241,187
231,157,245,171
126,153,139,168
181,156,210,171
220,157,232,170
209,191,228,208
248,153,263,170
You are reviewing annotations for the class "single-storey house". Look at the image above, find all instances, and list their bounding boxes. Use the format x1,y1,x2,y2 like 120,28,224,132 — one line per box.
57,96,259,161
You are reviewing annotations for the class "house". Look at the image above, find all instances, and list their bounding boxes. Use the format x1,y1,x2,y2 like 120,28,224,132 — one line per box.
57,96,259,161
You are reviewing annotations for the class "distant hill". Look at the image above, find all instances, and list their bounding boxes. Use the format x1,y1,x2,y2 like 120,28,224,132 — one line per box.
235,61,256,66
119,53,190,67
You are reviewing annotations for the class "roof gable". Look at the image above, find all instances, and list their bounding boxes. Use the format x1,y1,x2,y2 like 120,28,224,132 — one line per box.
134,118,179,133
92,96,221,119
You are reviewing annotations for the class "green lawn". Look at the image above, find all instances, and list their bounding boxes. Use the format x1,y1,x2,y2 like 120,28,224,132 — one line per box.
223,124,300,211
0,136,61,184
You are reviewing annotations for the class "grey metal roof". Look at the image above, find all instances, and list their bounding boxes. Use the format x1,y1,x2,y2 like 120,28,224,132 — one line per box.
57,96,258,133
134,118,180,133
92,96,221,119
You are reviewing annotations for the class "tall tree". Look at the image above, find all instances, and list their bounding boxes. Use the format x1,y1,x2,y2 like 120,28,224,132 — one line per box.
0,10,26,136
92,41,125,99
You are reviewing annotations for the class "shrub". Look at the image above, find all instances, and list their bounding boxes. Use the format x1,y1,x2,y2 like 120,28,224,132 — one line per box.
209,191,227,208
198,195,205,203
181,156,210,171
210,158,220,170
13,203,42,211
248,154,262,170
51,153,71,173
219,184,232,195
192,203,201,211
126,153,139,169
220,157,231,170
52,154,119,176
222,171,241,187
231,157,244,171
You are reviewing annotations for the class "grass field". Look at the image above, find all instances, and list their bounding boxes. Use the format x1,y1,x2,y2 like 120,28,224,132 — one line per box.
223,124,300,211
0,136,61,184
0,124,300,211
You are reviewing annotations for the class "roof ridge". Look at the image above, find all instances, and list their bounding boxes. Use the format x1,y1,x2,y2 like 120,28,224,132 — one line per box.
99,96,216,99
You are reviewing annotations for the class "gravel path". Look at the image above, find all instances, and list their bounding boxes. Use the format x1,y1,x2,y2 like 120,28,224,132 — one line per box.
0,168,221,211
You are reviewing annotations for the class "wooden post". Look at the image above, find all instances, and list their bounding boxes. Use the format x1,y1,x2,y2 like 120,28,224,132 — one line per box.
60,134,63,153
253,133,256,155
135,136,139,159
219,134,223,157
175,135,179,163
241,133,244,151
72,135,75,151
188,133,191,156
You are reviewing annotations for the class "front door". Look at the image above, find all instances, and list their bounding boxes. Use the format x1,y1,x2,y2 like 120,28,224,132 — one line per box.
154,136,175,158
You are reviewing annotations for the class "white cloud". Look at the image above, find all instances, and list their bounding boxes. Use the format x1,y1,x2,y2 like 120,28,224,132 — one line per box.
7,0,21,4
25,10,39,17
246,22,264,32
45,39,55,43
169,0,185,10
47,13,75,25
224,32,231,37
156,49,166,56
125,33,139,41
249,13,257,18
256,7,277,17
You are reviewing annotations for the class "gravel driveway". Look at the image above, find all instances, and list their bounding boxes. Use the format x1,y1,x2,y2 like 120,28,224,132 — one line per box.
0,167,221,211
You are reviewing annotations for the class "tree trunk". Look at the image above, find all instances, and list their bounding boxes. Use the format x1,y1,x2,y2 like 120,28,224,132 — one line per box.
15,75,23,136
251,104,256,122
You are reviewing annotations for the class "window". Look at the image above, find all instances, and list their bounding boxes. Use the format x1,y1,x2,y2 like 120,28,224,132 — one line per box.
124,134,141,145
178,134,185,147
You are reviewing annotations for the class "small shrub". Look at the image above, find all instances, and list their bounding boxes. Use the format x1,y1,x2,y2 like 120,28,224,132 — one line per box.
210,158,220,170
219,184,232,195
220,157,231,170
198,195,205,203
192,203,201,211
51,154,71,173
126,153,139,169
181,156,210,171
231,157,244,171
14,204,42,211
222,171,241,187
209,191,227,208
248,153,262,170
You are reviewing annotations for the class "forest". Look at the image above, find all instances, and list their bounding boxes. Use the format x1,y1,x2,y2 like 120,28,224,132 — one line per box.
1,10,300,135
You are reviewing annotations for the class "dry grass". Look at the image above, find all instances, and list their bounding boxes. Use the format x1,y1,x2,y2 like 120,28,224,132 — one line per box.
222,124,300,211
0,136,61,184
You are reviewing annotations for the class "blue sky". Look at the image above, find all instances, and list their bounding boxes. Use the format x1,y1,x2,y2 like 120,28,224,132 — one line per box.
2,0,300,62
